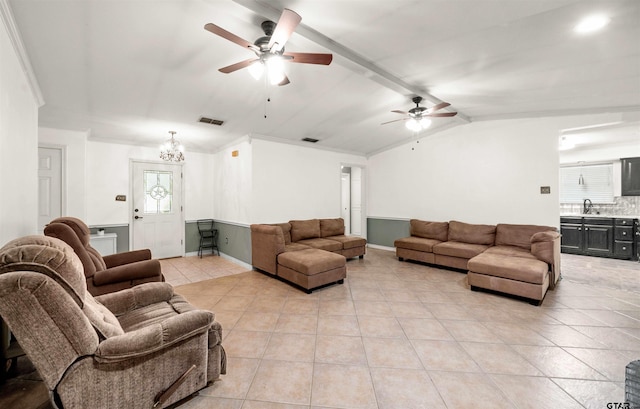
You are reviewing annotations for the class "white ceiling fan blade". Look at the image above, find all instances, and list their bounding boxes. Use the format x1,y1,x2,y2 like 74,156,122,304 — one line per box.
268,9,301,53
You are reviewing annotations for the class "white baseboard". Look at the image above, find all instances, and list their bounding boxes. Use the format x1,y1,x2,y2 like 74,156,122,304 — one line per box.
367,244,396,252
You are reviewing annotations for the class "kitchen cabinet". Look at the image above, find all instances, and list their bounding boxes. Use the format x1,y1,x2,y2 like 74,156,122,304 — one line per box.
621,157,640,196
560,217,637,260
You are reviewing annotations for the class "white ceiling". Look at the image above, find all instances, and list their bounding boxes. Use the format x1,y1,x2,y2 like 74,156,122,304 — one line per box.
8,0,640,156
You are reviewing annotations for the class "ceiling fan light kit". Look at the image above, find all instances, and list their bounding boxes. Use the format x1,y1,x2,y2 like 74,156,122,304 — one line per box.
204,8,333,86
383,96,458,131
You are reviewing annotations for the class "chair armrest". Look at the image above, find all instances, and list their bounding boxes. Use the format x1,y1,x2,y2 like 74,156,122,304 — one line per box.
103,249,152,268
94,310,213,363
92,259,162,286
531,231,561,289
250,224,286,274
95,282,174,315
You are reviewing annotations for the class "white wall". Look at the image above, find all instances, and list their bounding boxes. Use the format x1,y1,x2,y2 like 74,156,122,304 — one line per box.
251,138,367,223
213,138,252,224
0,12,39,244
560,141,640,164
368,117,561,227
85,141,214,225
38,127,87,220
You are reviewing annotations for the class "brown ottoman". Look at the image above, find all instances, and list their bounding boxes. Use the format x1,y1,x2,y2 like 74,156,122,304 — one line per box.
277,249,346,293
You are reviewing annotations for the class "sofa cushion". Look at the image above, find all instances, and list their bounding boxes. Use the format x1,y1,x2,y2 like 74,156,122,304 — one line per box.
271,223,292,244
277,248,346,276
432,241,491,259
326,235,366,249
290,219,321,242
285,243,313,252
495,224,556,250
448,220,496,245
482,245,537,260
468,252,548,285
320,218,345,238
410,220,449,241
296,238,343,252
394,237,441,253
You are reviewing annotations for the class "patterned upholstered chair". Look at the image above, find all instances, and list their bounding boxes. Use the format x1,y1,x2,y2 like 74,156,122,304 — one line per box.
44,217,163,296
0,235,225,408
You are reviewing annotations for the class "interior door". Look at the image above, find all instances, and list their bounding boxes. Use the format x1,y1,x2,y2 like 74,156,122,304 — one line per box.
38,147,63,231
131,161,184,258
341,172,351,235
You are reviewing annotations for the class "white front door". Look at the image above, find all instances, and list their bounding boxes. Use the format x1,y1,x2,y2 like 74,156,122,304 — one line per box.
38,146,63,231
341,172,351,235
131,161,184,259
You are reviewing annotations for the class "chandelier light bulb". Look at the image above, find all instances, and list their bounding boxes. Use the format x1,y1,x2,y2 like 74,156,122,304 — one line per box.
266,56,286,85
248,61,264,80
160,131,185,162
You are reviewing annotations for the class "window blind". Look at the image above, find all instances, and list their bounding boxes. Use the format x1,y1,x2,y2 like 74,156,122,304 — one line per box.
560,163,614,204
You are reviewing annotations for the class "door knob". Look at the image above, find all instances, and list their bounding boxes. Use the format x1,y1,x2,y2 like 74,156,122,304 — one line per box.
135,215,143,220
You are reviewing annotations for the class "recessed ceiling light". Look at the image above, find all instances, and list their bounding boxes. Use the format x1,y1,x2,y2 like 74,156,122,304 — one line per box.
574,14,610,34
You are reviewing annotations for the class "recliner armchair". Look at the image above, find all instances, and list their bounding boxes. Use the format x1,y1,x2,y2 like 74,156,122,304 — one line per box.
0,235,225,408
44,217,163,296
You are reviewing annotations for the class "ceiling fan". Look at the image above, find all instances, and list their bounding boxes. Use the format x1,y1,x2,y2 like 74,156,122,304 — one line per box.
204,8,333,86
382,97,457,131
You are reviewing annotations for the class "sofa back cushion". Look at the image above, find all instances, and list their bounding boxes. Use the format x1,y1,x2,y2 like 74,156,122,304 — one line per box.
320,218,345,237
410,220,448,241
271,223,292,244
448,220,496,245
495,224,557,250
290,219,321,242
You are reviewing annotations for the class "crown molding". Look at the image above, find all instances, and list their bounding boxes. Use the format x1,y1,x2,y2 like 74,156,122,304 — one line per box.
0,0,44,107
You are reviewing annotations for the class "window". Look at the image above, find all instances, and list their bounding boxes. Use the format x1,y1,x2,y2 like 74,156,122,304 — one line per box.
560,163,614,204
143,170,173,214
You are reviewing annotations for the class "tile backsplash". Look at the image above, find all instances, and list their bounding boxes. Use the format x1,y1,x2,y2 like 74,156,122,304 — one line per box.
560,196,640,216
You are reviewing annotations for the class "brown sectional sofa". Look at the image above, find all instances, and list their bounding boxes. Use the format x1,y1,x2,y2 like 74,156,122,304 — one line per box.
250,218,366,292
395,219,561,305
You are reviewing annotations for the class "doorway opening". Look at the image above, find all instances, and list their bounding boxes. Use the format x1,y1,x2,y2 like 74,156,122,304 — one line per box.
340,165,364,236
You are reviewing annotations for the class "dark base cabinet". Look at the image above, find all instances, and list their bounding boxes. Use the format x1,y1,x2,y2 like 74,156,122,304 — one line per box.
561,217,637,261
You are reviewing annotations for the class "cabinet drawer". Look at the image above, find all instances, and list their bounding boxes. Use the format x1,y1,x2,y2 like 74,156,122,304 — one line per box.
584,218,613,226
615,226,633,241
614,241,633,258
615,218,634,226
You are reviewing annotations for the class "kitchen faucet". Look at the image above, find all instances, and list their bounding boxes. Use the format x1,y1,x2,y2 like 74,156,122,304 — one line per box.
583,199,593,214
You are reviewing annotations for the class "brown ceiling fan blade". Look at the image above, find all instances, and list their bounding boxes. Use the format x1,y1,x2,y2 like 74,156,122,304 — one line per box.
391,110,408,115
427,102,451,113
218,58,259,74
381,118,408,125
278,75,291,86
268,8,302,52
283,52,333,65
204,23,256,51
426,112,458,117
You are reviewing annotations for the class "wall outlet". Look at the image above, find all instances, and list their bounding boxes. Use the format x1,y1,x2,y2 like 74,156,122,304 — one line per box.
540,186,551,194
225,237,229,245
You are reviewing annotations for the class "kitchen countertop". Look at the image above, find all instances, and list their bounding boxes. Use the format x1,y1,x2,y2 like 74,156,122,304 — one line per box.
560,214,640,219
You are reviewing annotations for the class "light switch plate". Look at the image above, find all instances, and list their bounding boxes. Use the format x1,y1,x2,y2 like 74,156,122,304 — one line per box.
115,195,126,201
540,186,551,194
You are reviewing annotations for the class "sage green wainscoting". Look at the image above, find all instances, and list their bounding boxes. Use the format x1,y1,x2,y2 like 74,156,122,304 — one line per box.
89,225,130,254
366,217,410,248
185,220,251,265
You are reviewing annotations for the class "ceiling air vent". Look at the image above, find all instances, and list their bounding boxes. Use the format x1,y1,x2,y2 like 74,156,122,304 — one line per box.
199,117,224,126
302,137,319,143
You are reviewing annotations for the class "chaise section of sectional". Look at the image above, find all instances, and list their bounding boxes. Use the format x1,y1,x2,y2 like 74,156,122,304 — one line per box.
467,224,561,305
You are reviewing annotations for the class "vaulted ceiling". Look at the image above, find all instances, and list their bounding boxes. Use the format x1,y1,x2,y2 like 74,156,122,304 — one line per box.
8,0,640,156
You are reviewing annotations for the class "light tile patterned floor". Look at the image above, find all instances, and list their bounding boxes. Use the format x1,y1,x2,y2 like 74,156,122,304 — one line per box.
172,249,640,409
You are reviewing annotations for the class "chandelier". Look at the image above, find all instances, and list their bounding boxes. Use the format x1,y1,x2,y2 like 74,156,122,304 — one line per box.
159,131,185,162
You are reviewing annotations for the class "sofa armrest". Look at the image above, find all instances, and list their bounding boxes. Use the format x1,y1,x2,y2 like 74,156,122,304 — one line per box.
95,282,174,315
103,249,152,268
94,310,213,363
531,231,561,289
250,224,286,275
92,259,162,287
